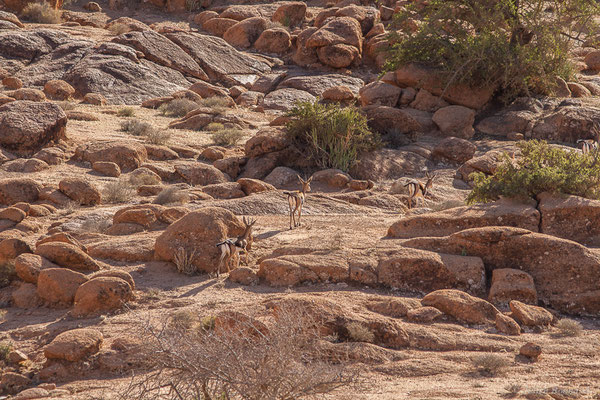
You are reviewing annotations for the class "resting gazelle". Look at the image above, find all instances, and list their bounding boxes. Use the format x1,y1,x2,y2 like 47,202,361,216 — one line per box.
577,138,599,154
283,175,312,230
215,216,256,277
404,172,436,209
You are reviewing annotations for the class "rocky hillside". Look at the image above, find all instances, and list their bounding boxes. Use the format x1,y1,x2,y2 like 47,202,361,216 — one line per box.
0,0,600,399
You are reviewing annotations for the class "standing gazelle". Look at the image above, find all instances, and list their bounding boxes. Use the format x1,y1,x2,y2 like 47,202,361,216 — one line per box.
215,216,257,277
283,175,312,230
404,172,436,209
577,138,599,154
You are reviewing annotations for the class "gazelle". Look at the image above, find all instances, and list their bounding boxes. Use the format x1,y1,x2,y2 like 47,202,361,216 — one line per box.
404,172,436,209
283,175,312,230
215,216,257,277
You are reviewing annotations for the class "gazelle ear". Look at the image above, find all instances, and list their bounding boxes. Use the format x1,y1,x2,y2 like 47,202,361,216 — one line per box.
297,175,304,183
307,176,313,183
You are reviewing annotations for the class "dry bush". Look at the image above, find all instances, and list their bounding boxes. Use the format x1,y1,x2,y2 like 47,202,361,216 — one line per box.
21,2,61,23
79,215,112,233
153,187,189,205
103,180,136,203
555,319,583,337
199,96,230,113
173,246,197,275
345,322,374,343
504,383,523,398
471,353,509,376
212,129,244,147
129,170,161,187
122,305,354,400
0,260,16,289
159,99,198,118
170,310,196,330
205,122,225,132
0,341,13,362
56,101,77,111
185,0,200,11
144,129,171,145
109,22,131,35
117,107,136,117
120,119,154,136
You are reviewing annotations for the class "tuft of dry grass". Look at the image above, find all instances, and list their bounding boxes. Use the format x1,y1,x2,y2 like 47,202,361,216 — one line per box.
205,122,224,132
504,383,523,398
555,318,583,337
173,246,197,275
129,170,161,187
108,22,131,35
159,99,198,118
117,107,136,117
0,260,16,288
79,215,112,233
144,129,172,145
21,2,61,23
0,341,13,362
170,310,196,330
153,187,189,205
345,322,375,343
56,100,77,111
472,353,509,376
199,96,230,113
212,128,244,147
103,180,136,203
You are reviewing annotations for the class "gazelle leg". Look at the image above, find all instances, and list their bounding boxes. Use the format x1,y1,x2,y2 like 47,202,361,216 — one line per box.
297,207,302,227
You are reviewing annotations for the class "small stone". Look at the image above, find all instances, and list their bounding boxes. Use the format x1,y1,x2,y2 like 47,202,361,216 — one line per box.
7,350,28,364
519,342,542,361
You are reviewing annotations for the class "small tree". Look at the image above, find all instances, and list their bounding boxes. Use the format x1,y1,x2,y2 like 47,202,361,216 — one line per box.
286,101,380,172
385,0,600,102
467,140,600,204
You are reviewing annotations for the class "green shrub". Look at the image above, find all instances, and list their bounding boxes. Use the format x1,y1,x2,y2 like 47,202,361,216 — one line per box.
158,99,198,118
286,101,380,172
21,2,62,23
212,129,244,147
467,140,600,204
117,107,136,117
205,122,225,132
384,0,600,102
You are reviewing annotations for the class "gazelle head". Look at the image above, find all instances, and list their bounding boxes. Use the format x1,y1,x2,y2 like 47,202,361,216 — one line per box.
425,172,436,190
242,216,257,238
298,175,313,193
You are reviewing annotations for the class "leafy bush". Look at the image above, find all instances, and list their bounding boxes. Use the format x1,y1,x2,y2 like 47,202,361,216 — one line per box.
472,353,509,376
555,318,583,337
21,2,61,23
467,140,600,204
159,99,198,118
212,129,244,147
286,101,380,172
384,0,600,102
117,107,136,117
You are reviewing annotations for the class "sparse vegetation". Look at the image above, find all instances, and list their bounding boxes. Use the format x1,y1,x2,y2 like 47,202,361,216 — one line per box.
0,341,13,362
0,261,16,288
124,305,354,400
57,100,77,111
468,140,600,204
108,22,131,35
198,96,230,113
159,99,198,118
173,246,197,275
384,0,600,102
504,383,523,398
205,122,225,132
121,119,170,144
21,2,62,23
170,310,196,330
211,128,244,147
103,179,136,204
471,353,509,376
555,318,583,337
79,215,112,233
286,100,380,172
129,170,161,187
200,315,216,332
185,0,201,12
117,107,136,117
345,322,375,343
153,187,189,205
144,129,171,145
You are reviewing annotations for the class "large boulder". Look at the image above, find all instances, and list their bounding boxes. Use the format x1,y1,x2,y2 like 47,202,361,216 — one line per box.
377,248,486,295
489,268,537,305
431,136,476,164
14,253,57,284
363,105,421,135
262,88,316,111
35,242,100,272
0,178,42,205
44,328,103,362
404,226,600,315
74,142,147,172
395,63,494,109
254,28,291,54
154,207,245,274
223,17,269,48
0,101,67,156
306,17,362,50
422,289,500,325
509,300,553,327
58,178,102,206
258,253,349,286
359,81,401,107
278,74,364,97
73,277,134,317
432,106,476,139
174,161,230,185
272,2,306,27
387,200,540,238
36,268,88,306
112,30,208,80
0,238,33,263
538,192,600,245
